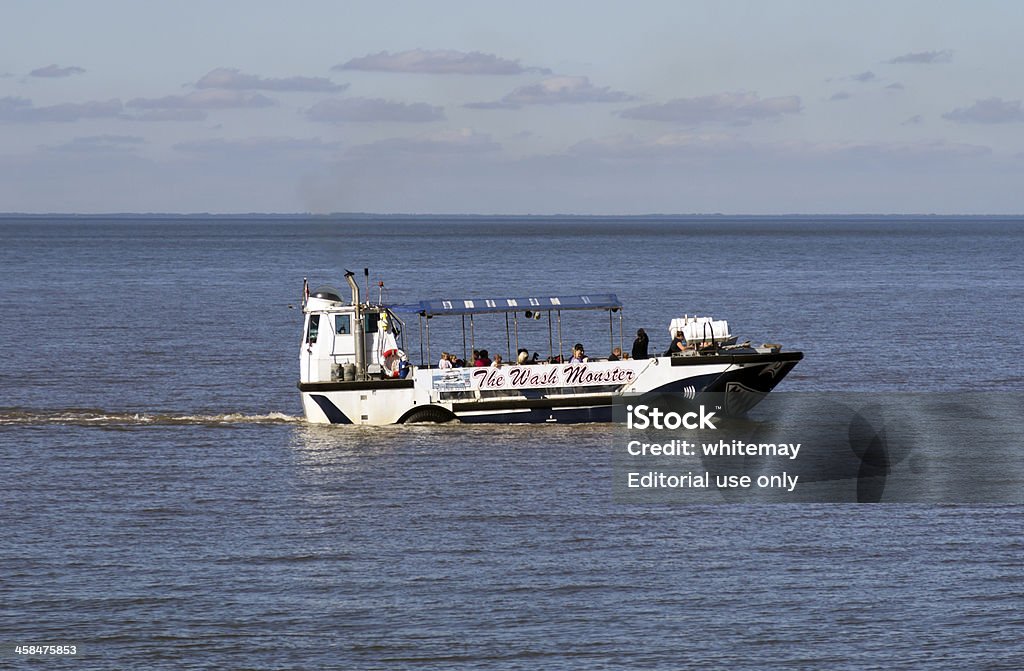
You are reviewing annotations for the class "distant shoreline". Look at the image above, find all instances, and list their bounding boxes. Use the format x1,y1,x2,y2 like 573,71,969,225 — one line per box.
2,212,1023,221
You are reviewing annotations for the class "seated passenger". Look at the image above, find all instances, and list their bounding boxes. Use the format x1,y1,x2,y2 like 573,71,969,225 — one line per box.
517,348,530,365
608,346,622,361
664,330,688,356
570,343,587,363
492,354,503,368
439,352,453,369
475,349,492,367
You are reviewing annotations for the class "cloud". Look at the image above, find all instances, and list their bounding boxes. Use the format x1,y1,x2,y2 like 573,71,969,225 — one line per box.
820,139,990,161
567,133,752,160
348,128,500,157
131,109,208,122
902,114,924,126
306,97,444,123
619,92,801,125
30,64,86,78
943,98,1024,124
195,67,346,92
335,49,548,75
0,96,122,122
562,133,989,164
885,82,905,91
45,134,145,153
466,75,634,109
886,50,953,64
830,91,852,101
851,71,877,82
173,136,341,155
126,90,276,110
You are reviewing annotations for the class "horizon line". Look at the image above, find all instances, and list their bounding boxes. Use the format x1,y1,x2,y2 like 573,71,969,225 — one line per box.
3,212,1024,219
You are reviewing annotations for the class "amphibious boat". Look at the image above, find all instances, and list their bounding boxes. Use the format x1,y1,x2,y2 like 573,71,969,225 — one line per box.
298,271,802,425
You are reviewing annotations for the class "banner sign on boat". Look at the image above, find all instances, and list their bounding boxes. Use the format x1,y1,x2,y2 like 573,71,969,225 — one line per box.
431,364,636,392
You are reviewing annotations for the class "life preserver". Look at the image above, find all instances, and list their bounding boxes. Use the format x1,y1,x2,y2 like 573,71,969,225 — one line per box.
382,348,406,378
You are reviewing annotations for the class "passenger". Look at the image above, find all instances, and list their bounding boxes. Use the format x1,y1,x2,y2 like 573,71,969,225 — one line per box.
439,352,453,369
517,348,530,365
664,330,688,356
632,328,649,359
492,354,503,368
608,346,622,361
453,355,466,368
475,349,492,367
570,343,587,363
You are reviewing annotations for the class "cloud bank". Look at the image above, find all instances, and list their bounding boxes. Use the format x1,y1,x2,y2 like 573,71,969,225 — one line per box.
306,97,444,123
173,136,341,156
0,96,122,122
30,64,86,78
887,50,953,64
467,76,634,109
349,128,500,157
619,92,801,124
196,68,346,92
46,135,144,153
943,98,1024,124
336,49,549,75
126,90,276,110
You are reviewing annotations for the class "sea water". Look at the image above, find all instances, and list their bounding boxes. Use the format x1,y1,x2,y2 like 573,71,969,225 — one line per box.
1,217,1022,669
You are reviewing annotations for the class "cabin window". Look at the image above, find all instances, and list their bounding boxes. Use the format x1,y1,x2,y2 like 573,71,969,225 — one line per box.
364,312,380,333
306,314,320,344
335,314,351,335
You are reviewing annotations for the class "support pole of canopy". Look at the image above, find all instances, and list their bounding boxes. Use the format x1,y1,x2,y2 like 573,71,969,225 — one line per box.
513,312,520,360
470,315,475,356
418,315,424,367
462,315,467,364
557,310,563,363
425,316,431,369
505,313,511,364
547,311,553,361
608,310,614,358
619,310,624,356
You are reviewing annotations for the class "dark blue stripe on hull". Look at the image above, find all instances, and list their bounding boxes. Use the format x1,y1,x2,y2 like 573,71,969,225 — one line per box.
457,405,613,424
310,394,352,424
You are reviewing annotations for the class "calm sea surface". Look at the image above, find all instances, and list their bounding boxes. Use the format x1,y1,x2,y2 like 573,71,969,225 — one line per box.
2,217,1023,669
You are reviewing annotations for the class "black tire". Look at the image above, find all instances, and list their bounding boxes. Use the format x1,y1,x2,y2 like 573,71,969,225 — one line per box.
400,406,458,424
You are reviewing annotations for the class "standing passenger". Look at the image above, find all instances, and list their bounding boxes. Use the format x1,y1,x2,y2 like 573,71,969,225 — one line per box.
631,328,649,359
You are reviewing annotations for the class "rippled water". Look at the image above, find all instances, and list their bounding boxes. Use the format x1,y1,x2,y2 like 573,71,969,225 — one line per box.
2,217,1023,669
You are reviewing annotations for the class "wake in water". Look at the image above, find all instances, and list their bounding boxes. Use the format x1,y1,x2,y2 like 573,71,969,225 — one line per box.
0,407,303,426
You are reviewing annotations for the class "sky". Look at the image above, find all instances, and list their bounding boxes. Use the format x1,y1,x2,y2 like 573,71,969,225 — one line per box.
3,0,1024,214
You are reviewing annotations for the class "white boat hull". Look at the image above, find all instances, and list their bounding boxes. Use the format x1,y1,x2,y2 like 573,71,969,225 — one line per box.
298,352,802,425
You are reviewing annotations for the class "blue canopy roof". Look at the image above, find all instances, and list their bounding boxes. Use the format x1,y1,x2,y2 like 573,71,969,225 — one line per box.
388,293,622,317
